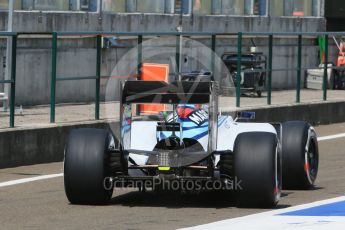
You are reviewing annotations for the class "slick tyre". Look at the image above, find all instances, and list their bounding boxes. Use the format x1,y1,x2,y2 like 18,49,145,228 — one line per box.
64,128,114,204
234,132,281,208
282,121,319,189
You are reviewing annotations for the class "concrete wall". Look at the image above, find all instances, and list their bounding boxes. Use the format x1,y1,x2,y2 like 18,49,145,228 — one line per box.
0,121,118,168
0,11,326,105
0,11,323,33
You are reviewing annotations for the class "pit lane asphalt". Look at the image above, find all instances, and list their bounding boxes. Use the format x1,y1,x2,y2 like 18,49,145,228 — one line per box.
1,122,345,230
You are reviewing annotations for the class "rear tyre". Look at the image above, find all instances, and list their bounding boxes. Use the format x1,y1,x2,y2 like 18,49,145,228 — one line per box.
219,152,233,179
234,132,281,207
282,121,319,189
64,128,115,204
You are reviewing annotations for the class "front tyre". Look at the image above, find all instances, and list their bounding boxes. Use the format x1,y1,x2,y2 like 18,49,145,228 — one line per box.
234,132,281,207
64,128,114,204
282,121,319,189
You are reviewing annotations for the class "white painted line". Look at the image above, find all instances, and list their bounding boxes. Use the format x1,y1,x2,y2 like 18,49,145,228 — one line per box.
180,196,345,230
0,173,63,188
318,133,345,142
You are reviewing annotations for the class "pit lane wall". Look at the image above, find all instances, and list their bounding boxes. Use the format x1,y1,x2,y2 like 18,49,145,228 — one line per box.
1,100,345,169
0,121,119,169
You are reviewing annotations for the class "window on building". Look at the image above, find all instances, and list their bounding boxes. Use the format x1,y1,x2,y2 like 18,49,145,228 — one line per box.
137,0,165,13
102,0,125,13
270,0,284,16
254,0,267,15
270,0,316,17
19,0,98,12
175,0,183,13
222,0,244,15
290,0,313,16
0,0,21,10
212,0,266,16
176,0,193,14
24,0,70,11
192,0,212,15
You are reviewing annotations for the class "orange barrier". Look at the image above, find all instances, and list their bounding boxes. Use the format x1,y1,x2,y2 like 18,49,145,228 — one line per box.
337,42,345,67
293,11,304,16
140,63,169,114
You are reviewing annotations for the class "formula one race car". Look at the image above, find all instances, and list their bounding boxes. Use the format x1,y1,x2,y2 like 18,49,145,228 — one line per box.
64,80,319,207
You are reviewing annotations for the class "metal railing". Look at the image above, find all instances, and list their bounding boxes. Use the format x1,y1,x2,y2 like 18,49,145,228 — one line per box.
0,32,17,128
50,31,220,122
235,31,343,107
47,32,345,123
2,31,345,128
50,32,102,123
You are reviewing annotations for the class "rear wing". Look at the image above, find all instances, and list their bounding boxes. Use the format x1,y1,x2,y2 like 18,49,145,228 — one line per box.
122,81,217,104
119,80,219,153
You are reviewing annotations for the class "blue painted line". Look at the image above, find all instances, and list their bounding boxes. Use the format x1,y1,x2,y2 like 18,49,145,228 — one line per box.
279,200,345,216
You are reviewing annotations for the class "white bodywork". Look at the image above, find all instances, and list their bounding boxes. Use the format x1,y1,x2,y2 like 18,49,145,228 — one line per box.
129,115,277,166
